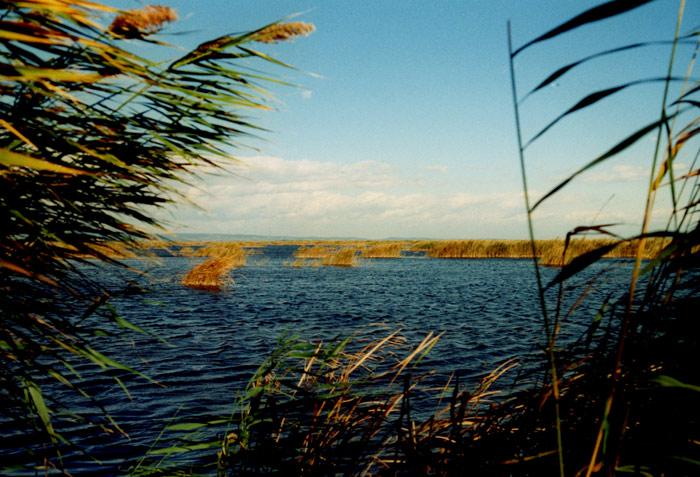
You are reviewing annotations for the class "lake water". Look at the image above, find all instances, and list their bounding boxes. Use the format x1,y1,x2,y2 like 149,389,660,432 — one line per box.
0,246,634,474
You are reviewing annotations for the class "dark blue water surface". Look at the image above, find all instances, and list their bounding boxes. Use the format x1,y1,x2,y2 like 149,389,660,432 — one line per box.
1,246,635,474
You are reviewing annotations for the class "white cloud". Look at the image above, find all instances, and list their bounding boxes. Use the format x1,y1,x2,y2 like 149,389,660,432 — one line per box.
419,165,448,173
164,156,523,237
161,155,651,239
582,164,648,183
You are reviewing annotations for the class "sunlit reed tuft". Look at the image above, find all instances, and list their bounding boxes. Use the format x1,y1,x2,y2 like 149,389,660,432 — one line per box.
109,5,177,39
181,256,238,290
323,247,358,267
252,22,315,44
360,242,405,258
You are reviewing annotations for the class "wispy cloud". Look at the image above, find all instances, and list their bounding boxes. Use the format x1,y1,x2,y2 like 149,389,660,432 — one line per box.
419,165,448,173
166,156,531,238
163,155,650,239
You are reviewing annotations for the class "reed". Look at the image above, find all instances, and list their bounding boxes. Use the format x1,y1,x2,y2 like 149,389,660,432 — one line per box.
181,256,238,290
138,328,515,475
293,245,335,259
181,244,247,290
193,242,248,258
284,257,322,268
503,2,700,474
538,238,670,266
322,247,358,267
359,242,406,258
425,239,536,258
177,246,195,257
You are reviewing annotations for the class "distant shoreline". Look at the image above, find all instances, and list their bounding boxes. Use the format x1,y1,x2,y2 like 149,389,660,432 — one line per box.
101,238,668,266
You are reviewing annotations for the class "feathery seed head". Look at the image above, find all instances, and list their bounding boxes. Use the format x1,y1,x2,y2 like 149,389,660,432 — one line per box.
252,22,315,44
109,5,177,39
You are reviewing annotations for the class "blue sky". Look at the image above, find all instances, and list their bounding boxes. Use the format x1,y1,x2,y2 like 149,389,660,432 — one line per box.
110,1,698,239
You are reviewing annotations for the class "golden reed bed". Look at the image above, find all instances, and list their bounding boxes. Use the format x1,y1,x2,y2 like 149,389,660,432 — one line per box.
107,238,668,262
93,239,668,290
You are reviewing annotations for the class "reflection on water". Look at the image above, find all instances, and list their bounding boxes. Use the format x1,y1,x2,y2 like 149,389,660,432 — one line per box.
0,246,634,474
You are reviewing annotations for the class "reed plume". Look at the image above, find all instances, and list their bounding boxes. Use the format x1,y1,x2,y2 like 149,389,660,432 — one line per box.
252,22,315,43
109,5,177,39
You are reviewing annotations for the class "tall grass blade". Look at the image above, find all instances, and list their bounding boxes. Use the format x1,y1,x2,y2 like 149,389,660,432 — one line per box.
26,381,56,443
512,0,655,57
545,242,620,289
526,78,684,148
531,114,679,211
524,38,695,100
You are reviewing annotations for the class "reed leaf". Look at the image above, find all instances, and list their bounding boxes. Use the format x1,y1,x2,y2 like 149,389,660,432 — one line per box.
531,114,680,211
512,0,655,57
524,38,696,100
526,78,685,149
0,0,313,468
545,242,620,289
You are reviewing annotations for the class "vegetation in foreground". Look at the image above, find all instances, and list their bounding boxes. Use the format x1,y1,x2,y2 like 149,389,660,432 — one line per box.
139,2,700,475
2,1,699,476
0,0,314,472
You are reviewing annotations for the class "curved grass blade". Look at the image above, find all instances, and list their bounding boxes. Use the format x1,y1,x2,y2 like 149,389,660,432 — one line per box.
0,149,87,175
525,78,684,149
26,381,56,442
545,242,620,290
531,113,680,211
650,375,700,392
512,0,655,57
523,38,696,101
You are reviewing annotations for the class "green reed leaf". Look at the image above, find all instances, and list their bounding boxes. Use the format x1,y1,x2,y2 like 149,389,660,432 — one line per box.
26,381,56,442
651,375,700,392
524,38,695,100
615,465,654,476
0,149,87,175
166,422,209,431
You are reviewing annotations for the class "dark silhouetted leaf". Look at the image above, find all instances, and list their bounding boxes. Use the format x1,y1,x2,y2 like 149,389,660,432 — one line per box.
512,0,655,57
525,78,681,148
546,242,620,289
531,114,679,211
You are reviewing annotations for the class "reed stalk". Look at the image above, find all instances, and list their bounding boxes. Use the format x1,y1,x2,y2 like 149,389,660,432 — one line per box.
508,21,564,476
504,1,700,475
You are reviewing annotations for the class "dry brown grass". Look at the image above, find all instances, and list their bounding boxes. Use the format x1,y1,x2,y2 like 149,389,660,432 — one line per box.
284,258,322,268
294,245,335,259
420,240,534,258
116,238,671,268
360,242,406,258
193,242,248,259
178,246,195,257
538,238,670,266
85,242,139,259
181,256,238,290
322,247,358,267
